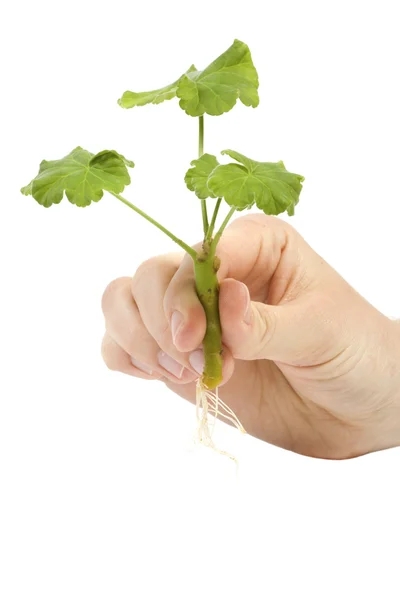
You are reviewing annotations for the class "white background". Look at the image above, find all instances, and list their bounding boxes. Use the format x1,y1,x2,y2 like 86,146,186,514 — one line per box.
1,0,400,598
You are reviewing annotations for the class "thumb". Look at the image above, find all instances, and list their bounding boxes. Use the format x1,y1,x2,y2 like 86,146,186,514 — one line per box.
219,278,337,366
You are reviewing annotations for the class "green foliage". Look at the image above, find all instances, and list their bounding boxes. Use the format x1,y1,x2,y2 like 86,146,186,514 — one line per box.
176,39,259,116
184,153,220,199
118,66,196,108
20,38,304,399
207,150,304,215
118,39,259,117
21,147,134,207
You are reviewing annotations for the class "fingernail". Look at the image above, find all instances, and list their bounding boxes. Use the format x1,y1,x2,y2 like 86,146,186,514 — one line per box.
171,311,184,345
131,357,153,375
157,351,185,379
189,349,204,374
240,282,252,324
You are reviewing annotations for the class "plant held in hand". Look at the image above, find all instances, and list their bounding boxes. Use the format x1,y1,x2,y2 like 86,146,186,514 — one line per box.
21,39,304,456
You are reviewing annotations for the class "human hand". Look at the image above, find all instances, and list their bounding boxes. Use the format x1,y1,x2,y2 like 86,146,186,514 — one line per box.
101,214,400,459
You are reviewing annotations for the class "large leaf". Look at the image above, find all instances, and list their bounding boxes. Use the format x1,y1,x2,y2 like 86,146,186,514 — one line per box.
21,147,134,207
184,153,220,199
177,39,259,117
118,65,196,108
207,150,304,215
118,39,259,117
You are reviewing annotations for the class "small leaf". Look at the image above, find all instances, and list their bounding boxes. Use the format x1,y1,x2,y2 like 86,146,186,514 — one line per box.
207,149,304,216
177,39,259,117
184,153,220,199
118,65,196,108
117,39,259,117
21,147,134,207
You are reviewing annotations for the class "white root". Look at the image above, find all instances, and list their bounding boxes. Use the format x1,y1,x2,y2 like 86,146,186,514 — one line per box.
194,378,246,464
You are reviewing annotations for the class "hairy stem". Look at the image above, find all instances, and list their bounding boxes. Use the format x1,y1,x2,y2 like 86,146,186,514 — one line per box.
110,191,197,259
206,197,222,242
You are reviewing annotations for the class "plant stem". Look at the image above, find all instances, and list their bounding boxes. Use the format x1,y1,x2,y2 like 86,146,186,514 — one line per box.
195,206,236,389
198,115,209,238
194,250,223,390
210,206,236,253
206,197,222,242
201,198,209,239
110,191,197,260
198,115,204,156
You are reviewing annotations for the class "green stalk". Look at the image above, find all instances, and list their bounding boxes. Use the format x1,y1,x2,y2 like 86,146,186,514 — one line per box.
110,191,197,260
206,197,222,242
194,205,236,387
198,116,209,237
193,115,224,389
198,115,204,156
201,199,209,238
210,206,236,254
194,247,223,389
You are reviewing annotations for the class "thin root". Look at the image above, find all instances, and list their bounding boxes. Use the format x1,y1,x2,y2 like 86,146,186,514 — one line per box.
195,379,246,464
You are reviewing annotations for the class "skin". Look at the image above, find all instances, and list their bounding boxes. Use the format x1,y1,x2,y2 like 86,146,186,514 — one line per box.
101,214,400,459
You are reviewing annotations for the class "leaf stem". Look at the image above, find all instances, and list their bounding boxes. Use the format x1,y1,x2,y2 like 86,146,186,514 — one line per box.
210,206,236,253
198,115,204,156
206,197,222,242
201,198,209,238
110,191,197,260
198,115,209,238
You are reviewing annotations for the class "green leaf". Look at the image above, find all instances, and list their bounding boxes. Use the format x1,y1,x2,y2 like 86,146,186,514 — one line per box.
21,147,134,208
117,39,259,117
184,153,220,199
118,65,196,108
207,149,304,216
177,39,259,117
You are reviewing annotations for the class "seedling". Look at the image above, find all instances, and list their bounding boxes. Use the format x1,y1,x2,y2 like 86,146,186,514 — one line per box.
21,39,304,456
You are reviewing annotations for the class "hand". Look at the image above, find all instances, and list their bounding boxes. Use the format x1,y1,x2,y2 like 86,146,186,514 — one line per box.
101,214,400,459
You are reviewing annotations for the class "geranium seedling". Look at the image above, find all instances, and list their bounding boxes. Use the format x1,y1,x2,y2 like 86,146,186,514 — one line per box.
22,39,304,456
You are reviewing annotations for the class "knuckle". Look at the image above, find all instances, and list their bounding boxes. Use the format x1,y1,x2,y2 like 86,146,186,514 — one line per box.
101,277,130,314
235,212,295,236
131,252,184,299
252,306,277,359
123,322,149,356
235,212,274,228
131,255,164,294
100,337,119,371
163,277,191,314
136,255,162,274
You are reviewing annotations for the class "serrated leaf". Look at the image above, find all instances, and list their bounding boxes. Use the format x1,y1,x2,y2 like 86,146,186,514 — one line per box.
118,65,197,108
184,153,220,199
21,147,134,207
207,149,304,216
177,39,259,117
118,39,259,117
